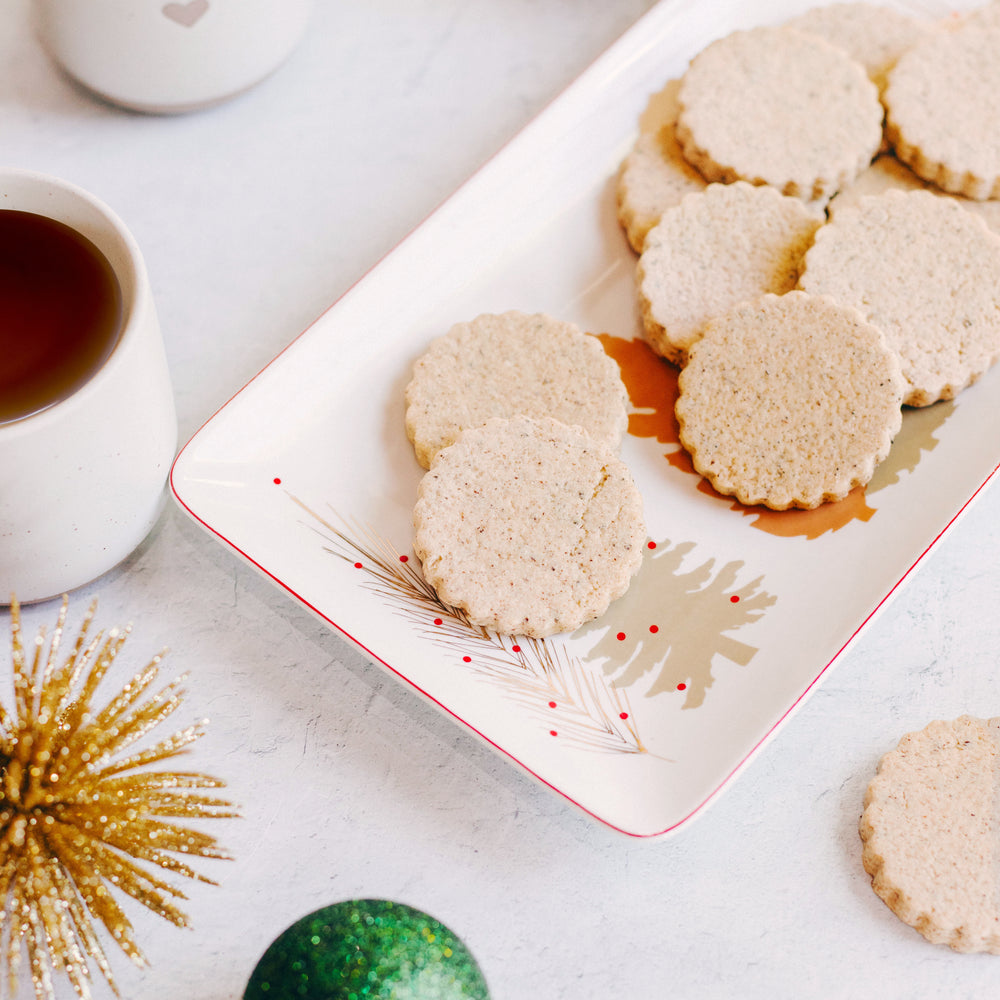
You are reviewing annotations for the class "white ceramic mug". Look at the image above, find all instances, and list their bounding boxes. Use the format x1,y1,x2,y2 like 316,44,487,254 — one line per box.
34,0,314,113
0,169,177,604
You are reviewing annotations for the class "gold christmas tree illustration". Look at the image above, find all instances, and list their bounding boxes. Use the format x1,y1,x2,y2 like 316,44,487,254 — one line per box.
866,398,955,494
577,538,776,708
0,597,236,1000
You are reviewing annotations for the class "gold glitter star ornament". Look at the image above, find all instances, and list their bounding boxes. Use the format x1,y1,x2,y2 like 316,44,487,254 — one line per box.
0,597,237,1000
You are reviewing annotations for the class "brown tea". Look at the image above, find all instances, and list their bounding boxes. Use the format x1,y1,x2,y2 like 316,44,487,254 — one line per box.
0,209,123,424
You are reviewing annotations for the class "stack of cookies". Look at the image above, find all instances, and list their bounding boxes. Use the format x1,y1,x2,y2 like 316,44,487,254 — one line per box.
404,311,645,639
618,1,1000,511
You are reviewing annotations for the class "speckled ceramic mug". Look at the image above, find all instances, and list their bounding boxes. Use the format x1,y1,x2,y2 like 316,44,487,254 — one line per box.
34,0,314,113
0,169,176,604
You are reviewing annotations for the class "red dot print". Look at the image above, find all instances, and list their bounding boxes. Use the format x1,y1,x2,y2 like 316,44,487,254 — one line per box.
353,562,363,569
647,541,657,550
548,701,557,709
433,618,443,626
730,595,740,603
512,645,521,653
649,625,659,634
616,632,626,641
273,477,282,485
677,682,687,691
549,730,558,737
462,656,472,663
399,554,408,563
619,712,629,720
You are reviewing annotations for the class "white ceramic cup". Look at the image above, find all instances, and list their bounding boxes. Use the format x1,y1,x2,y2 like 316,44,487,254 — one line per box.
34,0,314,114
0,169,177,604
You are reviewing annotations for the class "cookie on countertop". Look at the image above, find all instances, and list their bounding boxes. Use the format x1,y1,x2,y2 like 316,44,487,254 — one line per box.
637,181,821,365
615,78,707,254
859,715,1000,954
674,291,904,510
799,188,1000,406
412,415,645,638
675,25,883,201
884,4,1000,200
404,311,628,470
786,2,935,92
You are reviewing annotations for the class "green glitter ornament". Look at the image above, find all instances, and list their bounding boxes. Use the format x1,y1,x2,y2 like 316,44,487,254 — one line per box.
244,898,490,1000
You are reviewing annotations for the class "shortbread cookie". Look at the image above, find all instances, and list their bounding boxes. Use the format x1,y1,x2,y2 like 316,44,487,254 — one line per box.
787,2,934,92
830,153,1000,236
637,181,821,365
885,5,1000,200
615,79,707,253
859,715,1000,954
404,311,627,470
675,291,904,510
413,415,645,638
800,189,1000,406
675,25,883,201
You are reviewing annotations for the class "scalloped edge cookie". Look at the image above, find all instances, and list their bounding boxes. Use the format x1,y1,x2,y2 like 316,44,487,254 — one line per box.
786,2,935,92
412,415,645,638
884,4,1000,200
637,181,821,365
799,188,1000,406
675,24,883,201
860,715,1000,954
615,78,708,254
675,291,904,510
404,311,628,470
829,152,1000,236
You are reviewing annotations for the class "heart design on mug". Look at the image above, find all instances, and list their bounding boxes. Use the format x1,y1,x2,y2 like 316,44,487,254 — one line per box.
162,0,209,27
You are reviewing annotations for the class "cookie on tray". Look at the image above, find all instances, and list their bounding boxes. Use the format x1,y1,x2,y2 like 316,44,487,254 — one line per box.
829,153,1000,236
637,181,821,365
859,715,1000,954
786,2,934,92
412,415,645,638
615,79,707,254
675,25,883,201
799,189,1000,406
674,291,904,510
404,311,628,470
884,4,1000,201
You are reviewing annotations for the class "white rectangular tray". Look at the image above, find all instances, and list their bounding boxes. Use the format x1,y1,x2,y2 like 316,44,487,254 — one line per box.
171,0,997,838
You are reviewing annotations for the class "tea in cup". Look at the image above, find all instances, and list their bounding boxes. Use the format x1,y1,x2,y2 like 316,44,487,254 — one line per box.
0,169,177,603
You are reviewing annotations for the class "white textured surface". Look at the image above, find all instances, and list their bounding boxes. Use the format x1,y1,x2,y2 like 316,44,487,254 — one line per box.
5,1,1000,997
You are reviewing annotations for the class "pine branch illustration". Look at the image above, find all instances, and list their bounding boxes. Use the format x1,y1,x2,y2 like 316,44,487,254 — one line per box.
292,497,646,754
